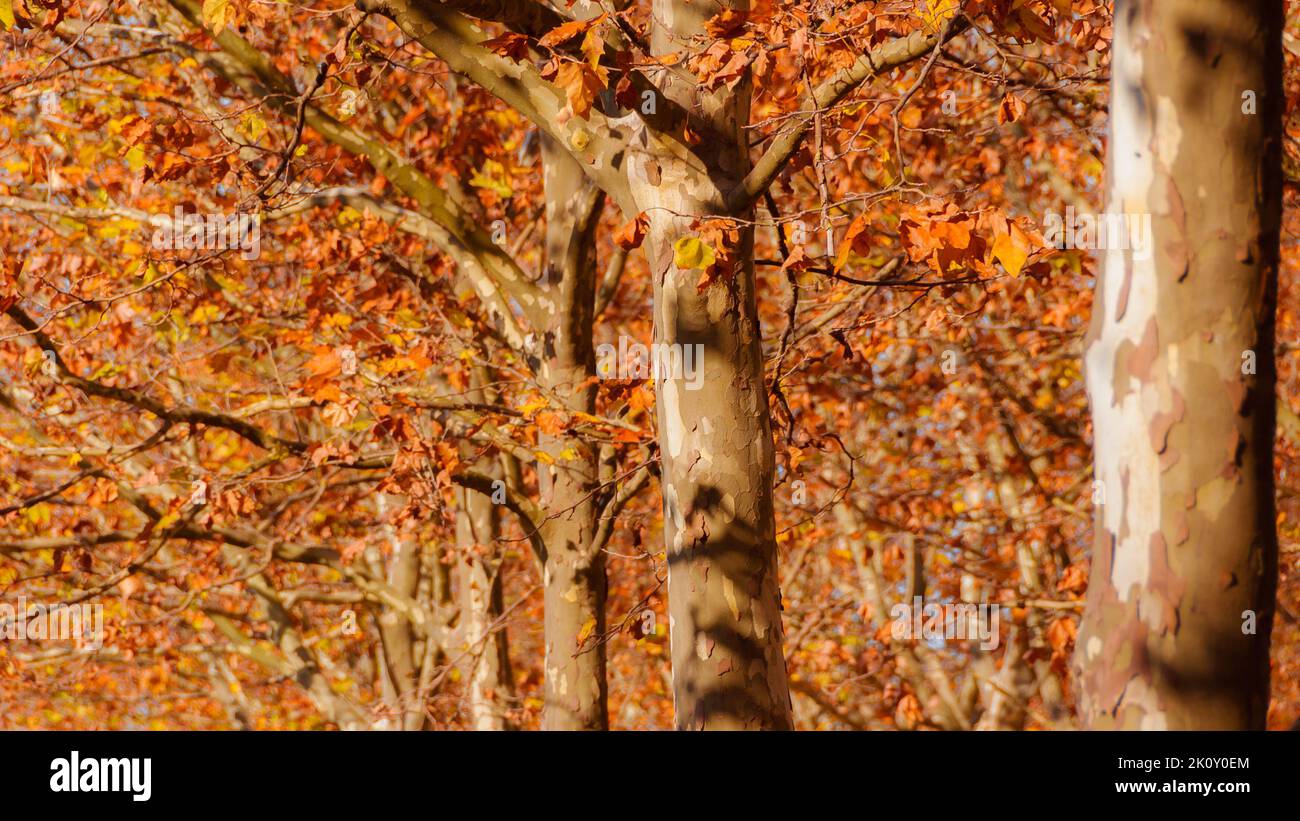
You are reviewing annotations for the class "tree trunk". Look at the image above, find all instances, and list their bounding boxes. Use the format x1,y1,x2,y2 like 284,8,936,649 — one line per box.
538,134,609,730
376,494,425,730
1074,0,1282,729
455,483,514,730
628,0,793,730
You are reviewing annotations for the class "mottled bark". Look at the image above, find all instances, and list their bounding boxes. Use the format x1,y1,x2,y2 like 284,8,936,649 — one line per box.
455,483,514,730
375,494,425,729
628,0,793,730
538,134,609,730
1075,0,1282,729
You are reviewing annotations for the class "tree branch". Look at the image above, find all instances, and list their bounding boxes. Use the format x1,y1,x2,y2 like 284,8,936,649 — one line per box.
732,16,970,212
162,0,542,351
363,0,637,213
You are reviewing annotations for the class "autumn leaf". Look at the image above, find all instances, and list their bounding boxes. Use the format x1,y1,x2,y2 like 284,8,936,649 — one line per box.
322,400,358,427
614,72,639,110
920,0,960,31
673,236,716,270
0,0,13,30
705,9,748,38
121,116,154,146
311,382,343,403
835,212,871,271
118,575,142,601
468,159,513,198
305,349,342,378
535,411,566,436
1016,5,1057,42
1046,617,1078,661
538,15,604,50
779,244,811,274
992,220,1031,276
201,0,235,36
998,92,1027,125
580,25,604,70
481,32,531,62
555,61,607,120
614,212,649,250
240,112,268,142
518,395,549,415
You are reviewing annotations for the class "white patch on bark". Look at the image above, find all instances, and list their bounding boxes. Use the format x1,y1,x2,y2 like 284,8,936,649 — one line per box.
723,576,741,622
1154,96,1182,166
752,596,769,640
696,631,711,661
1124,677,1169,730
662,377,686,459
1084,21,1163,603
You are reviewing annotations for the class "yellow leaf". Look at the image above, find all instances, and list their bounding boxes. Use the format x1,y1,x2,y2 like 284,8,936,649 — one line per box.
577,618,596,644
240,112,267,142
189,304,220,325
581,25,604,70
468,159,513,198
992,225,1029,276
0,0,14,30
25,503,51,526
518,396,548,415
921,0,959,31
201,0,233,36
673,236,716,270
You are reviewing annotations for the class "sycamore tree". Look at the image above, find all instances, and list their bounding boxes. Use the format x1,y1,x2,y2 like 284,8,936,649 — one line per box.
1073,0,1284,730
4,0,1298,731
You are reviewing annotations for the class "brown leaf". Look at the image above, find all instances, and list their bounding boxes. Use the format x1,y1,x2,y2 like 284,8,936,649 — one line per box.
538,15,603,49
998,92,1027,125
481,32,531,62
614,212,649,250
555,61,607,119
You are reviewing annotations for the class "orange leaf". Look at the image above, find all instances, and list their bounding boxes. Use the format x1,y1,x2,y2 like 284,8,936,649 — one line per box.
615,212,649,250
998,93,1026,125
992,221,1030,277
538,15,603,49
555,62,607,119
835,212,871,271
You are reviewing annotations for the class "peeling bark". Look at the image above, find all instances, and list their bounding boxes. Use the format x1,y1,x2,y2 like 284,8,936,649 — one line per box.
455,483,515,730
538,132,610,730
376,494,425,730
626,0,793,730
1075,0,1282,729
